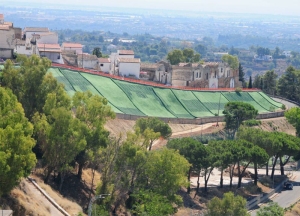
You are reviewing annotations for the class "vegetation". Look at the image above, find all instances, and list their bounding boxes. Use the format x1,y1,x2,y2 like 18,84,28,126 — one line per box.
223,101,258,139
257,202,284,216
206,192,250,216
167,48,201,65
0,87,36,196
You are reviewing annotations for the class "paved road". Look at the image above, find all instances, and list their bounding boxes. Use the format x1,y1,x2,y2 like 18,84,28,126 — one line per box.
251,171,300,216
272,97,299,109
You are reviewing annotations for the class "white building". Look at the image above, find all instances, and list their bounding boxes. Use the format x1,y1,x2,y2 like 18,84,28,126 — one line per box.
99,58,111,73
36,32,58,44
23,27,50,40
117,58,140,78
78,54,98,69
37,43,63,64
283,51,292,58
62,42,83,54
15,39,35,56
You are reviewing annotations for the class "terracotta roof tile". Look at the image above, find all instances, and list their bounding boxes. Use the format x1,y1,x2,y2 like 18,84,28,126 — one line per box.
118,58,140,63
24,27,49,32
118,50,134,55
99,58,110,63
62,42,83,48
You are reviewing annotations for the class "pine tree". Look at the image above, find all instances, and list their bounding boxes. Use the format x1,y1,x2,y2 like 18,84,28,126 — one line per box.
248,76,253,88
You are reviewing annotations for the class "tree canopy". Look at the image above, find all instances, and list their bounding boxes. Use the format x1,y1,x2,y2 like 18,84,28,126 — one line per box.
0,87,36,196
167,48,201,65
221,54,239,70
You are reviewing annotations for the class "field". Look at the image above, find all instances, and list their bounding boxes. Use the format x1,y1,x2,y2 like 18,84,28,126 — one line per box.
49,68,283,118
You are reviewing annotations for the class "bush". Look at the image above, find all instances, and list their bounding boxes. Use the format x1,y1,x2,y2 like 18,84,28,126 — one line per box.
242,119,261,127
235,87,242,93
281,104,286,110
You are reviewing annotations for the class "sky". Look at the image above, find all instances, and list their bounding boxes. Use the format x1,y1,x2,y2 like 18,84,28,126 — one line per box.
10,0,300,16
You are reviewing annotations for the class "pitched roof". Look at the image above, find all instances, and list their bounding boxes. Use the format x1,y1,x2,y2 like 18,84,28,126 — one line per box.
0,25,10,30
62,42,83,48
118,58,140,63
99,58,110,63
24,27,49,32
37,43,61,53
118,50,134,55
78,54,98,61
141,62,157,69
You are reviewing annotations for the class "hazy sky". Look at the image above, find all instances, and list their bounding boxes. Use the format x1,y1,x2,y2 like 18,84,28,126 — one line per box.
13,0,300,16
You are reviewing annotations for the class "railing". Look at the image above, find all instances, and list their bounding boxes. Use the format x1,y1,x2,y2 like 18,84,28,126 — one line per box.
51,63,260,92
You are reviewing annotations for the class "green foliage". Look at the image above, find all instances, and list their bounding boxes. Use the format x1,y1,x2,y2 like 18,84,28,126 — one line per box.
257,202,284,216
206,192,250,216
167,48,201,65
221,54,239,70
285,107,300,137
277,66,300,102
242,119,261,127
235,87,242,93
248,76,253,88
223,102,258,139
238,63,245,82
0,87,36,196
92,47,102,58
135,117,171,150
1,55,52,120
263,70,277,95
131,190,175,216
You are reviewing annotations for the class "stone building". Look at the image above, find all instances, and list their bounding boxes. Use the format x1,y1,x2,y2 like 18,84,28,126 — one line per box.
141,61,241,88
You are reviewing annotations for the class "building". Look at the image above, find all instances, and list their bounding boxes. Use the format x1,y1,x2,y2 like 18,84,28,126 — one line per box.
23,27,50,40
282,51,292,58
62,42,83,54
117,58,140,78
254,55,273,61
0,14,21,59
99,58,111,73
37,43,63,64
147,61,240,88
78,54,98,69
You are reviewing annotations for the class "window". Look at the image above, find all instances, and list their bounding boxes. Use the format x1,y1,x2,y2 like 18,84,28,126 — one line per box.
206,73,208,80
199,72,201,78
100,64,104,66
196,72,199,78
221,68,223,73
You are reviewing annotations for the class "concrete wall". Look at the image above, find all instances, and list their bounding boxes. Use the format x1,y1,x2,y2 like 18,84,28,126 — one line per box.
15,44,34,56
0,49,13,58
37,33,58,44
116,111,285,125
0,29,15,49
100,62,111,73
119,62,140,78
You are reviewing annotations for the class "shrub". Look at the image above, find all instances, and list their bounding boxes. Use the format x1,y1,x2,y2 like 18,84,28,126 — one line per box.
243,119,261,127
235,87,242,93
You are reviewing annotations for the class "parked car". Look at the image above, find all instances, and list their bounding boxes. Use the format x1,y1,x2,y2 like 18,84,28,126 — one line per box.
284,182,293,190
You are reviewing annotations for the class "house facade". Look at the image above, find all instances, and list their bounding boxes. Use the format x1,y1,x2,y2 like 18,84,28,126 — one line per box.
62,43,83,54
141,61,240,88
37,43,63,64
117,58,140,78
23,27,50,40
0,14,21,59
78,54,98,69
99,58,111,73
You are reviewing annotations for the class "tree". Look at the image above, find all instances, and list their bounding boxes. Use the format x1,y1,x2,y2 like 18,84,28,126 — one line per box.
167,137,206,193
167,49,184,65
221,54,239,70
0,87,36,196
223,102,258,139
1,55,52,120
257,202,284,216
207,192,250,216
263,70,277,95
277,66,300,102
285,107,300,137
238,63,245,83
135,117,171,151
72,91,115,179
195,44,207,56
92,47,102,58
248,76,252,88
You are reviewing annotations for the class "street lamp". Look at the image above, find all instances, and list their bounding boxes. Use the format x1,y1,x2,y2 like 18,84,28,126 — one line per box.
88,194,110,216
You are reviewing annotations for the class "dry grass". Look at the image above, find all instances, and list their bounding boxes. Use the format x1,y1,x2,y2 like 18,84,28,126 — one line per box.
81,168,101,191
34,177,83,215
10,179,52,216
285,201,300,216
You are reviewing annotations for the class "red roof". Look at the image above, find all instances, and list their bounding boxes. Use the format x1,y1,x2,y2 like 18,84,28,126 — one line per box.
99,58,110,63
118,50,134,55
0,14,4,20
38,43,61,52
62,42,83,48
